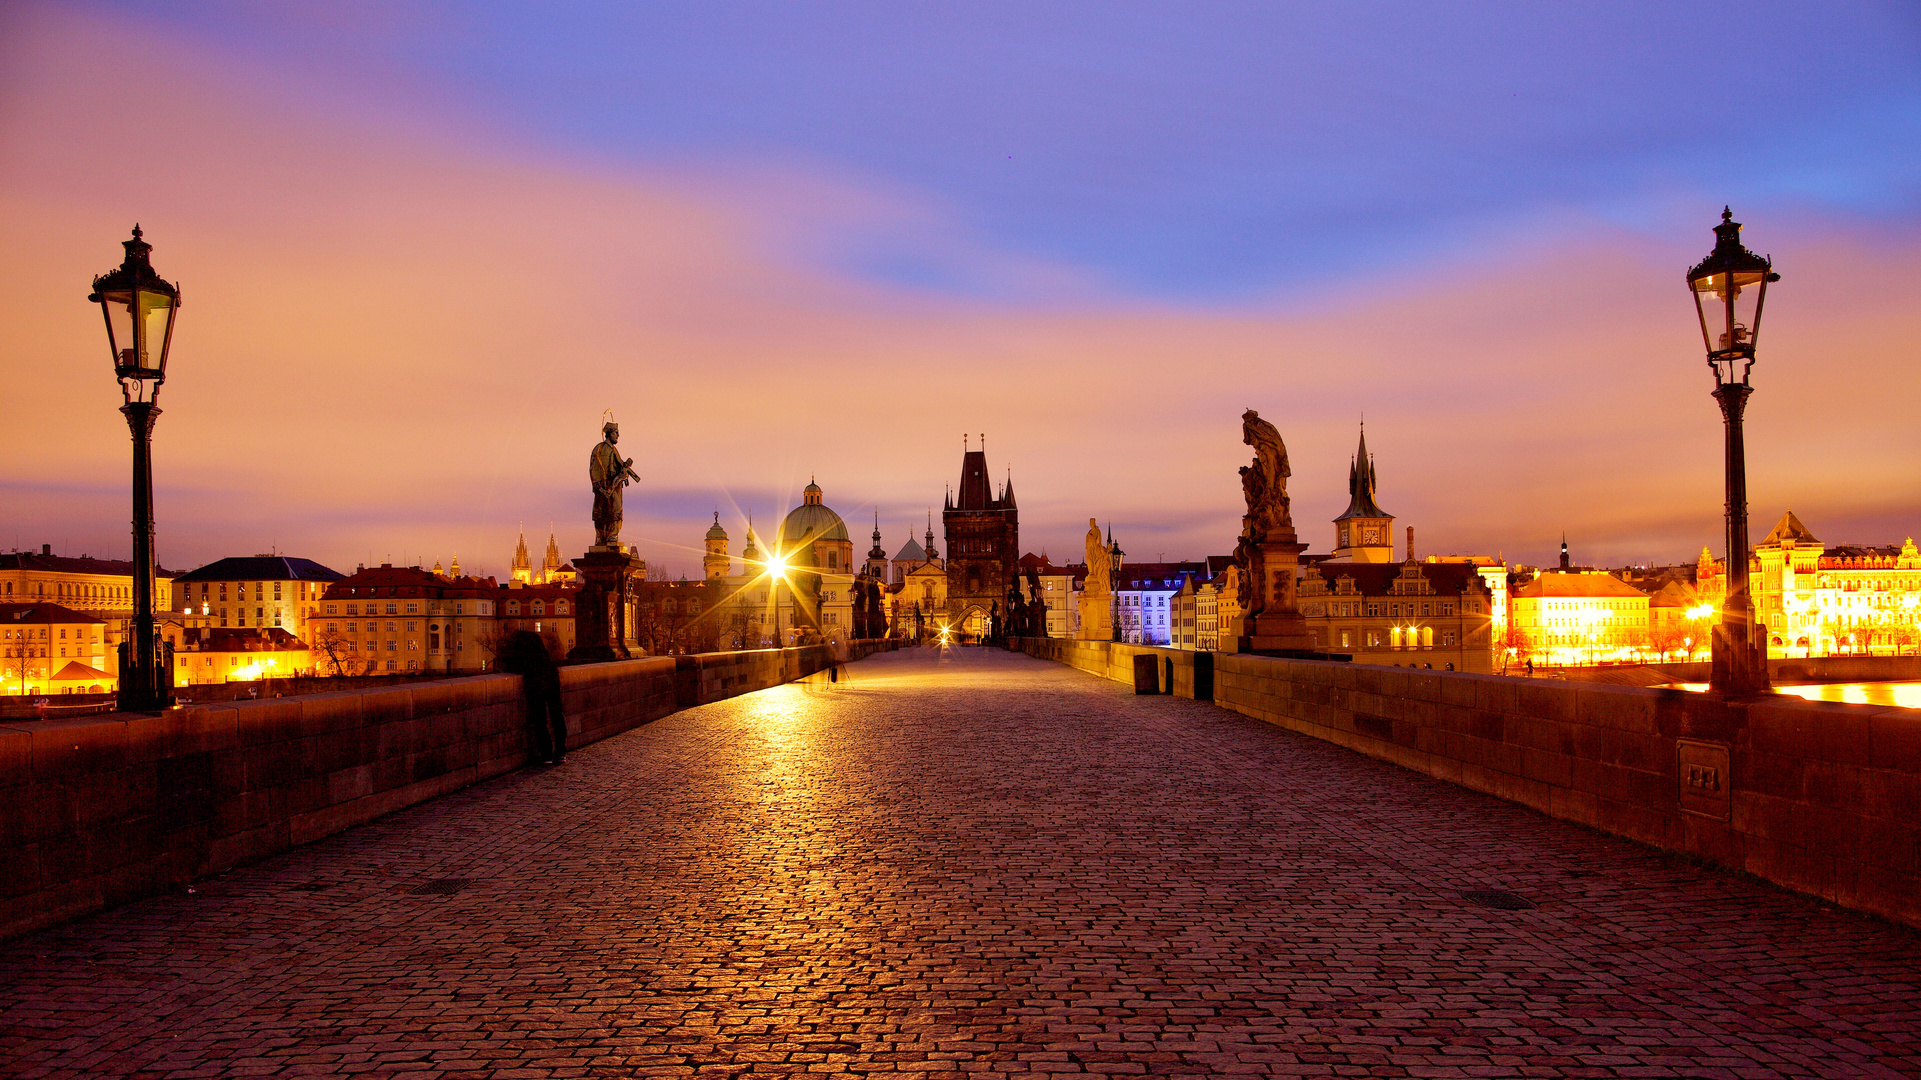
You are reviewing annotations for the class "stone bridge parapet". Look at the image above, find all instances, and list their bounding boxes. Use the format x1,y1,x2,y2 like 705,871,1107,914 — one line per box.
0,640,897,939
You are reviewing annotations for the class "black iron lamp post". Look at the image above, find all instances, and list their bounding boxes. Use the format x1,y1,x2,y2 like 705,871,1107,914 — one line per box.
1108,526,1125,644
90,225,180,711
1687,208,1778,698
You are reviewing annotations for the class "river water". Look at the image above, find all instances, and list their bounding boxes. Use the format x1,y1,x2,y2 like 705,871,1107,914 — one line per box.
1667,681,1921,708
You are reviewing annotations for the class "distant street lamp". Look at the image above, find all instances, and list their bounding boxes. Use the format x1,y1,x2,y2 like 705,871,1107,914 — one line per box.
1687,208,1778,697
90,225,179,711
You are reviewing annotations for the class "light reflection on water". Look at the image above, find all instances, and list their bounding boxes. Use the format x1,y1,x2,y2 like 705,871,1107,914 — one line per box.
1666,681,1921,708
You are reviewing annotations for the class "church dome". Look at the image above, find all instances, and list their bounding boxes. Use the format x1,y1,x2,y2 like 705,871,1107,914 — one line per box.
780,480,849,547
705,513,728,541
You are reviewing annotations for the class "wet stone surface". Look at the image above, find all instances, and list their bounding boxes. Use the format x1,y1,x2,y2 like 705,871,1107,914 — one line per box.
3,646,1919,1078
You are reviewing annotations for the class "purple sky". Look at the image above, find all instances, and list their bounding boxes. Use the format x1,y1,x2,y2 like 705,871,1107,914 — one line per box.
3,1,1919,579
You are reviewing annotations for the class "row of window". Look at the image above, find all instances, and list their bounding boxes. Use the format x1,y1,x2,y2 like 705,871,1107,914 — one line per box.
4,581,132,601
323,602,490,616
193,582,286,601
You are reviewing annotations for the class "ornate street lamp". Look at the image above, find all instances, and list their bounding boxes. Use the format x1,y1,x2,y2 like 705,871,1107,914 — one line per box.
90,225,180,711
1687,208,1777,697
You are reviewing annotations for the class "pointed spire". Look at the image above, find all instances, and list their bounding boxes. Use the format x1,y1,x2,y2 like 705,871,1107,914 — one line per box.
511,524,532,582
1335,420,1391,523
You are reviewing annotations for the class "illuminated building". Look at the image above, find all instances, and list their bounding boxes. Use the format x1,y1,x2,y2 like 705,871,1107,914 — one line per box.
497,581,579,659
890,522,948,641
1509,571,1650,665
943,444,1019,639
1297,437,1497,671
1115,562,1203,646
777,480,856,648
1,602,111,695
172,555,344,642
318,565,500,674
171,627,311,685
509,525,567,585
1017,553,1082,638
1331,425,1395,562
1299,562,1496,671
703,514,732,581
1752,510,1921,656
703,483,858,649
0,546,176,680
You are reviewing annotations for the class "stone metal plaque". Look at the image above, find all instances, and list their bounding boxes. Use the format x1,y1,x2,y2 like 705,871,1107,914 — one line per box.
1677,738,1732,820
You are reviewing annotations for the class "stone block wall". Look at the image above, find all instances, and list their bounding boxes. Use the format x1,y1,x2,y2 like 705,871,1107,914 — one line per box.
0,643,867,940
1012,638,1921,930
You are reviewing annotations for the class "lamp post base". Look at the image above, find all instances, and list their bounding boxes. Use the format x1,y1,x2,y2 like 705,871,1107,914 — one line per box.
1710,620,1771,698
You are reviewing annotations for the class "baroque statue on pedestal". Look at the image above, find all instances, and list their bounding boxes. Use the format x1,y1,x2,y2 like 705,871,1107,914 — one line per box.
589,415,641,548
1235,410,1292,614
1084,517,1111,595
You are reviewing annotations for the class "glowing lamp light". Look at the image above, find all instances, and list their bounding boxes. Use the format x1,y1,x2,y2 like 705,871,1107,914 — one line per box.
1686,604,1715,621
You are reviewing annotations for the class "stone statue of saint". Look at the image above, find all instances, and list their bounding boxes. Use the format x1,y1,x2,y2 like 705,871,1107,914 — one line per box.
1238,409,1291,541
1084,517,1111,595
589,419,640,547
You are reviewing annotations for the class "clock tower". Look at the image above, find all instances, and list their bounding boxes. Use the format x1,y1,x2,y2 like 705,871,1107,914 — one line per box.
1331,424,1396,563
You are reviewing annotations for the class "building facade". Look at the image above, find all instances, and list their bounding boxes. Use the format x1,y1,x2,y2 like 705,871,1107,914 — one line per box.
316,565,500,675
1298,561,1496,671
1509,570,1651,665
1115,562,1204,646
0,546,176,679
172,555,345,642
172,627,311,686
1752,510,1921,656
1017,553,1082,638
1,602,111,694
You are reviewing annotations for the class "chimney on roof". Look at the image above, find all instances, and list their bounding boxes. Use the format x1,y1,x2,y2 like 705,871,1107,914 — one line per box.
1406,526,1415,562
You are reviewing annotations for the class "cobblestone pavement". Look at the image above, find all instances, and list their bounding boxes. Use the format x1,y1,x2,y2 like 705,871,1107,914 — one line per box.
4,647,1921,1079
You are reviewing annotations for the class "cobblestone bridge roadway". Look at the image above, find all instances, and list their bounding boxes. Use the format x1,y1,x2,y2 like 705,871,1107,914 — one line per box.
4,647,1921,1079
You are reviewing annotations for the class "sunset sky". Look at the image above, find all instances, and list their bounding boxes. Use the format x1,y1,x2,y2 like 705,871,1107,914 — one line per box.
4,2,1918,581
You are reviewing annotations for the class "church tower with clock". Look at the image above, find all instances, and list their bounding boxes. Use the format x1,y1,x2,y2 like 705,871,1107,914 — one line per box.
1331,424,1395,562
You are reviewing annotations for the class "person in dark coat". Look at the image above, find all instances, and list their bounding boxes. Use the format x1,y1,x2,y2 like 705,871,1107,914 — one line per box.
497,630,567,765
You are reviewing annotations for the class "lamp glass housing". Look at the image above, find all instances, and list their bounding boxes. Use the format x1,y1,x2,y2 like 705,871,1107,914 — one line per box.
88,226,181,402
1686,209,1777,387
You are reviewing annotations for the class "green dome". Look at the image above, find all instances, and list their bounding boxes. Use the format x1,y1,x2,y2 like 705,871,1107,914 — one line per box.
705,513,727,541
780,480,848,547
779,503,849,546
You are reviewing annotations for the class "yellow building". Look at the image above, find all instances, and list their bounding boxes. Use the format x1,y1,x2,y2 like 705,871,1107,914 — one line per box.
1510,571,1650,665
172,627,312,686
1,602,111,695
890,524,948,640
702,483,859,650
1752,510,1921,656
172,555,345,643
316,564,501,675
1,546,175,680
1299,561,1497,672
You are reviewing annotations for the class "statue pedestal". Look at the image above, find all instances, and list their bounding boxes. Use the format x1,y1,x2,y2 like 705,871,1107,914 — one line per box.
1077,593,1113,642
569,545,647,662
1236,537,1315,654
